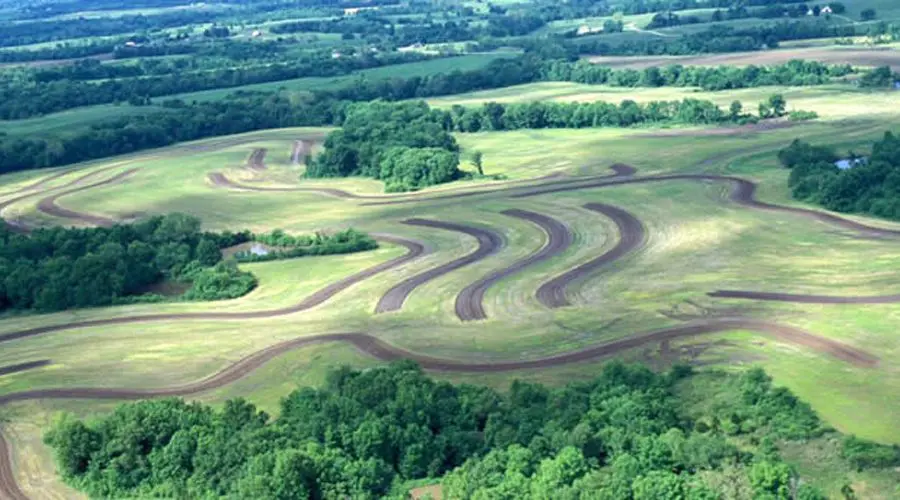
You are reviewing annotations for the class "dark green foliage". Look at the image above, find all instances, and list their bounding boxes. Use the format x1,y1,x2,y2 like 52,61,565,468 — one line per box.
306,101,462,192
783,132,900,220
0,214,377,312
235,229,378,263
841,436,900,470
859,66,898,88
45,362,859,499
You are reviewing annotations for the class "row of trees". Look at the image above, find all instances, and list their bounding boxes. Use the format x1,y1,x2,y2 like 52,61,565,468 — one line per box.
0,50,430,119
235,228,377,262
781,132,900,220
543,59,853,91
45,361,900,498
0,213,377,312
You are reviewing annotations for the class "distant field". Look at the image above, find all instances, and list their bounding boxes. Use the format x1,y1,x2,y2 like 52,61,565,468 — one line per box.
587,45,900,69
171,51,519,102
0,104,171,137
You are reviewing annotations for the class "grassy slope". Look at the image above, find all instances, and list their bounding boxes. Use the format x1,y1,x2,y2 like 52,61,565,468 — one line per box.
1,85,900,497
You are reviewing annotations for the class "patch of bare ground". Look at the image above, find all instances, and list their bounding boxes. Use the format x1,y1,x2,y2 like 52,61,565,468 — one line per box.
410,484,442,500
586,47,900,70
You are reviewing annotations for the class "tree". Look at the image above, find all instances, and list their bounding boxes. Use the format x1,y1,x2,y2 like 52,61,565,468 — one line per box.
471,150,484,176
861,9,877,21
767,94,787,117
729,100,743,120
195,238,221,267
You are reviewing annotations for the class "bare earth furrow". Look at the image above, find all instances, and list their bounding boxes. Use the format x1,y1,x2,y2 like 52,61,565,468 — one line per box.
375,219,505,314
455,209,573,321
537,203,646,308
708,290,900,304
36,168,140,226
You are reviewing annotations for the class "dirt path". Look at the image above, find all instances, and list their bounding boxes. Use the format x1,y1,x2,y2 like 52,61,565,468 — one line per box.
0,169,77,197
513,174,900,239
0,432,27,500
0,361,51,377
708,290,900,304
247,148,267,171
0,166,121,214
456,209,573,321
537,203,646,308
0,235,427,345
208,164,636,203
35,168,140,227
0,319,876,408
375,220,505,314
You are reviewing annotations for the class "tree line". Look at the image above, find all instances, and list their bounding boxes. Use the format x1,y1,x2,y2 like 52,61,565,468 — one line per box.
45,361,900,498
0,213,376,312
0,52,838,175
780,131,900,220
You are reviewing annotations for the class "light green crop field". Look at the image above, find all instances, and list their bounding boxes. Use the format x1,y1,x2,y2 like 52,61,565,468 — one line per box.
1,85,899,497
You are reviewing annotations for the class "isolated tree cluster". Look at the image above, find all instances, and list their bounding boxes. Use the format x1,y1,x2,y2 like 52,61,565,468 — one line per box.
782,131,900,220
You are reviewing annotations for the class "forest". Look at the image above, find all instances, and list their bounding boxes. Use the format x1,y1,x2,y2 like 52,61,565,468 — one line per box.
45,361,900,499
781,131,900,220
0,214,376,312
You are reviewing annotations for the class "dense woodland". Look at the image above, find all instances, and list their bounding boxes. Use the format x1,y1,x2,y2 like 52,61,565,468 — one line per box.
781,131,900,220
0,214,376,312
46,361,900,498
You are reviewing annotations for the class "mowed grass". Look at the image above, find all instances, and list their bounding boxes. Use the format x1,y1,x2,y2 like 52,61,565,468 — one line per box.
2,86,900,497
428,81,900,121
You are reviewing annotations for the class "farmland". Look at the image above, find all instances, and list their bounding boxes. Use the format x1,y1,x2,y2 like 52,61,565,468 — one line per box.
1,0,900,497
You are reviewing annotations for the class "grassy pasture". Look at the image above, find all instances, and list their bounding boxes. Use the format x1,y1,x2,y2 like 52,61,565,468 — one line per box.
586,45,900,70
1,85,900,497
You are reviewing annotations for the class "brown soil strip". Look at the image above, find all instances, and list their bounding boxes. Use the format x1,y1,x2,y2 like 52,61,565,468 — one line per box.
0,169,76,197
708,290,900,304
537,203,646,308
456,209,573,321
247,148,267,171
0,360,51,377
0,319,876,407
207,164,637,204
375,220,505,314
35,168,140,227
513,174,900,239
0,235,428,345
0,432,27,500
0,166,119,214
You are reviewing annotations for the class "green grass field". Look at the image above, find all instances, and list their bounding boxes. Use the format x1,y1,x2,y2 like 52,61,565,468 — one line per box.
1,78,899,497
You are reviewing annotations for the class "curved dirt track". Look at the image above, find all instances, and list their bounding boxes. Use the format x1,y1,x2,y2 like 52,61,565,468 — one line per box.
247,148,267,170
456,209,573,321
0,360,51,377
0,319,876,408
537,203,646,308
0,432,27,500
1,169,76,197
36,168,140,227
208,164,636,203
0,165,121,214
514,173,900,239
375,219,505,314
0,235,427,345
709,290,900,304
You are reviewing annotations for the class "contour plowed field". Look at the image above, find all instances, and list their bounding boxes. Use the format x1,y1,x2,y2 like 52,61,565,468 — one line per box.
537,203,646,308
455,209,573,321
375,219,505,314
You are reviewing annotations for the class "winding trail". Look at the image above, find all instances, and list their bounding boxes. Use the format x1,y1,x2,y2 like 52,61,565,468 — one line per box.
247,148,267,171
0,169,76,197
0,235,427,345
0,432,26,500
708,290,900,304
537,203,646,308
208,164,636,203
513,173,900,239
375,220,505,314
0,319,877,407
35,168,140,227
456,210,573,321
0,361,51,377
